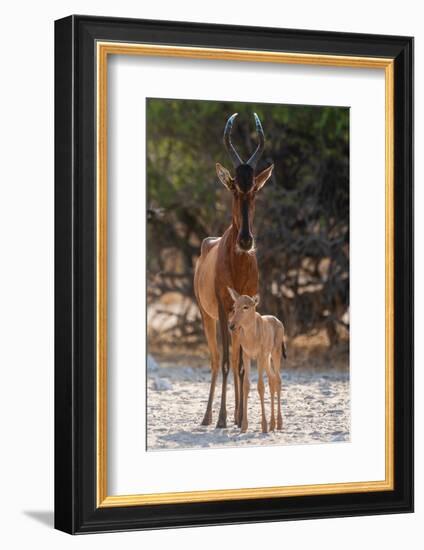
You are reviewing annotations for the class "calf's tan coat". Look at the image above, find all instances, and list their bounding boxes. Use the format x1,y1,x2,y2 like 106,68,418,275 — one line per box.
228,288,287,433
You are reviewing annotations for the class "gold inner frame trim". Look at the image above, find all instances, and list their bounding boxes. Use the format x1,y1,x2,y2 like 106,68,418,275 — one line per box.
96,41,395,508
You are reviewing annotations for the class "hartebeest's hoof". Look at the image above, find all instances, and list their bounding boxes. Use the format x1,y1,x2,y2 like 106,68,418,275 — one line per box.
236,409,243,428
277,417,283,430
216,414,227,429
201,413,212,426
241,422,248,433
261,420,268,433
269,418,276,432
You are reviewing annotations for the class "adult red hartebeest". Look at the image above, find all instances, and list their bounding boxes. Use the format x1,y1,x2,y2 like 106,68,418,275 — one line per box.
194,113,274,428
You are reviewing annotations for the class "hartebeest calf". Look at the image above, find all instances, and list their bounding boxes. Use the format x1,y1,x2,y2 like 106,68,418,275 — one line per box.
194,113,274,428
228,288,287,433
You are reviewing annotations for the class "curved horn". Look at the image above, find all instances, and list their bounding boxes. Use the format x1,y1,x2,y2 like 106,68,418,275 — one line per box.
247,113,265,168
223,113,242,167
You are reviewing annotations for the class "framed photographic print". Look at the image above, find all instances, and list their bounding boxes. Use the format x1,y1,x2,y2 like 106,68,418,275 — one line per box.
54,15,414,534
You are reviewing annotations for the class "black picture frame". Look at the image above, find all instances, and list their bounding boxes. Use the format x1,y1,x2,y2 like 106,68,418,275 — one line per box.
55,14,414,534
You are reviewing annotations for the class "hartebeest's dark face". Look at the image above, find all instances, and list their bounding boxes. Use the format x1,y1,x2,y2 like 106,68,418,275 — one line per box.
216,113,274,253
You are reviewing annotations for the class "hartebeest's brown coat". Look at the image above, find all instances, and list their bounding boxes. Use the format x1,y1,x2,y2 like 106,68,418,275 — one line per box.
194,113,273,428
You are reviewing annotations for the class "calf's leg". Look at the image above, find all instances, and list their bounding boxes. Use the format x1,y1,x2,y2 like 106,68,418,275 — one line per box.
263,354,277,431
257,356,268,433
272,348,283,430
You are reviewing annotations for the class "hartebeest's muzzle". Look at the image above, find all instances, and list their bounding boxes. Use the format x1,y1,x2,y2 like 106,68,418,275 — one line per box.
238,235,253,251
237,193,254,251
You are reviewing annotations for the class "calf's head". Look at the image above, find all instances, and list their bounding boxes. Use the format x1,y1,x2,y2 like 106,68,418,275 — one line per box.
216,113,274,253
227,287,259,332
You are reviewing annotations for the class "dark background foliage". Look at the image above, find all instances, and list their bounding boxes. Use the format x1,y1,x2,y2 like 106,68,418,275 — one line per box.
146,98,349,350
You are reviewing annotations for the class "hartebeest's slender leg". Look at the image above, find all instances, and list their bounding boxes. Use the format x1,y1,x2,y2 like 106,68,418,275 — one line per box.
217,301,230,428
230,332,241,425
241,351,251,433
200,310,220,426
237,346,244,427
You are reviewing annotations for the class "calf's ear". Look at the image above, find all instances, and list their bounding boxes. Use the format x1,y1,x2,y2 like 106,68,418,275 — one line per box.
216,163,235,191
253,294,260,306
227,287,240,302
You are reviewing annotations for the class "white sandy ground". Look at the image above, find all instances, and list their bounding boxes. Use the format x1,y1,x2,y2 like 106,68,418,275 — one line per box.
147,357,350,451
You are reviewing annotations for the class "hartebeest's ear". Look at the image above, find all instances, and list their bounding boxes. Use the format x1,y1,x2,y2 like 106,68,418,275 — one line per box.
216,163,235,191
252,294,260,306
227,287,240,302
254,164,274,191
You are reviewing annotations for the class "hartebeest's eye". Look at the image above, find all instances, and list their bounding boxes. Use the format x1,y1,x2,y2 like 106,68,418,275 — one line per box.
243,305,249,311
